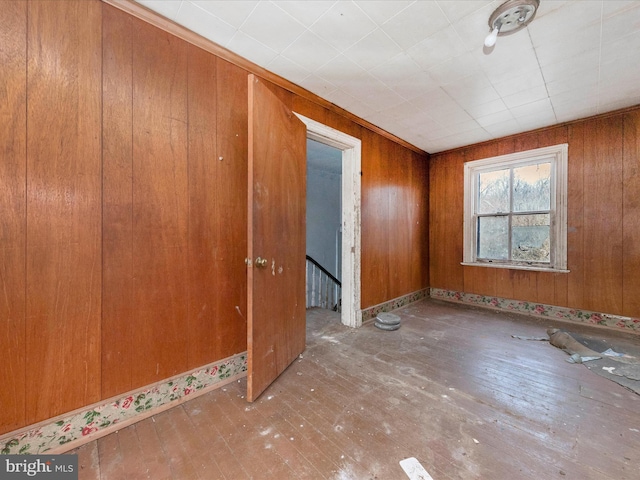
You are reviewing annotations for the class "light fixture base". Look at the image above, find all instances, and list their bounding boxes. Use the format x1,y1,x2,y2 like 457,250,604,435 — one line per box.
488,0,540,37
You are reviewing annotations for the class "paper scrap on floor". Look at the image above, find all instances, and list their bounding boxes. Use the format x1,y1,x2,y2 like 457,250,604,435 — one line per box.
400,457,435,480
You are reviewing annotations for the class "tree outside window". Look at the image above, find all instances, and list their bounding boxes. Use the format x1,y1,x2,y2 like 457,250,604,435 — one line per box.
463,144,568,272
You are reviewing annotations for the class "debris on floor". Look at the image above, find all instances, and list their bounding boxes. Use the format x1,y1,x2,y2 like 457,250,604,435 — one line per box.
511,334,548,341
399,457,434,480
547,328,603,362
523,328,640,395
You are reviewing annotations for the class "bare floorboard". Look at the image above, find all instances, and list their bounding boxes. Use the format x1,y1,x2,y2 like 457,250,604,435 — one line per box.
70,299,640,479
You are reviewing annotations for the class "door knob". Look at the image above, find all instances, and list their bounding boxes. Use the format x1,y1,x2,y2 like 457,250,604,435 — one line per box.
255,256,268,268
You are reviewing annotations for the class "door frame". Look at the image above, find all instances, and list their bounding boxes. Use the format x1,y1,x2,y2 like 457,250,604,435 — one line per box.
294,113,362,328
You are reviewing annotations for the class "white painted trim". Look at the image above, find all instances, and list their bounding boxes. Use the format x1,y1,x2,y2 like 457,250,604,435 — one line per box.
463,143,568,271
460,262,569,273
295,113,362,328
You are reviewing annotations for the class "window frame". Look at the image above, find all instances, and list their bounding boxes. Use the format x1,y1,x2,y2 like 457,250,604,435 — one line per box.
462,144,569,272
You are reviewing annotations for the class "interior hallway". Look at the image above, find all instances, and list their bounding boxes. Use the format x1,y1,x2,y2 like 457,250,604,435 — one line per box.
71,300,640,479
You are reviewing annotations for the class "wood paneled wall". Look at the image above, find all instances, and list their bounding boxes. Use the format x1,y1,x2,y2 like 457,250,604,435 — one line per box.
429,107,640,319
100,7,249,398
0,0,104,431
360,131,429,307
0,2,249,434
0,0,429,435
1,0,27,434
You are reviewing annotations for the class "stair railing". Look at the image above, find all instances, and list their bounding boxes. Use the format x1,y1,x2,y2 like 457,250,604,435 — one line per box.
305,255,341,312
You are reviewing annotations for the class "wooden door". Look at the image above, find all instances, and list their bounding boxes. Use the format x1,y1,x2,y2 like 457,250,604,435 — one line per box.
247,75,307,401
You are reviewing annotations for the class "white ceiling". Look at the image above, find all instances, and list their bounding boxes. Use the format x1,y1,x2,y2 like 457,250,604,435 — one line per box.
136,0,640,154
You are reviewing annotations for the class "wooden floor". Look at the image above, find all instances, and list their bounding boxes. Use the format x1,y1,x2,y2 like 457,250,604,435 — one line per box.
70,299,640,479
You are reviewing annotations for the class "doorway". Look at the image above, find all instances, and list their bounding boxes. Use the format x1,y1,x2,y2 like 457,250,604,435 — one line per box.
295,114,362,328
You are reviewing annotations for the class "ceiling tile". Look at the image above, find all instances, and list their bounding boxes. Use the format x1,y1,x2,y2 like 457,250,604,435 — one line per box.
239,1,307,51
135,0,640,154
529,0,603,48
191,0,258,28
534,0,575,20
419,121,455,139
546,74,597,98
600,30,640,64
449,0,500,51
482,119,522,139
375,100,424,124
539,50,600,84
352,81,407,111
491,68,545,99
598,94,640,114
510,97,554,119
430,103,477,129
601,2,640,45
309,1,377,51
387,70,440,102
427,52,482,85
516,107,557,131
550,86,599,113
138,0,183,20
407,27,469,71
272,0,337,28
323,89,376,118
441,128,493,147
600,55,640,87
354,0,413,26
379,1,451,50
266,55,311,85
368,53,423,86
466,98,509,120
443,74,500,109
533,30,601,68
225,30,278,66
478,34,539,82
175,2,237,46
554,104,598,124
299,73,339,98
343,29,403,71
280,30,339,72
315,54,368,89
411,87,455,111
475,108,516,128
502,84,549,110
436,0,495,24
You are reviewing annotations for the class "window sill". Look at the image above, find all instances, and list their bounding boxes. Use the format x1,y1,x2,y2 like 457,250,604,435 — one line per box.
460,262,570,273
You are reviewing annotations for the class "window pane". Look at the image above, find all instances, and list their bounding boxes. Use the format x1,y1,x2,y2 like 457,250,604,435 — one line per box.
478,169,509,214
478,216,508,260
512,214,550,263
513,162,550,212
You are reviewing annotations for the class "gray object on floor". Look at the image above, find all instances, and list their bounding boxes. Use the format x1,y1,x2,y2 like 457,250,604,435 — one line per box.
374,321,401,331
376,312,401,325
375,312,401,331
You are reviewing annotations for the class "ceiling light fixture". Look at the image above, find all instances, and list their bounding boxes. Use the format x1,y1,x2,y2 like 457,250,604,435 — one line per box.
484,0,540,48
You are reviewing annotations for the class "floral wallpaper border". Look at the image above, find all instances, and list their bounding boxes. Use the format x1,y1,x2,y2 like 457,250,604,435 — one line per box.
362,288,430,322
1,353,247,456
430,288,640,333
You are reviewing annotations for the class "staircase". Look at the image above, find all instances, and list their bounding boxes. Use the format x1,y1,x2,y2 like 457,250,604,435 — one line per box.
306,255,341,312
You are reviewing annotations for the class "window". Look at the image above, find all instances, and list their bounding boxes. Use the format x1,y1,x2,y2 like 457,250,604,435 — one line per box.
463,144,568,272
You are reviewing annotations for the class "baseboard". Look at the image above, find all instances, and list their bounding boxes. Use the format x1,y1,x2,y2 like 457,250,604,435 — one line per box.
361,288,430,322
1,352,247,455
429,288,640,334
